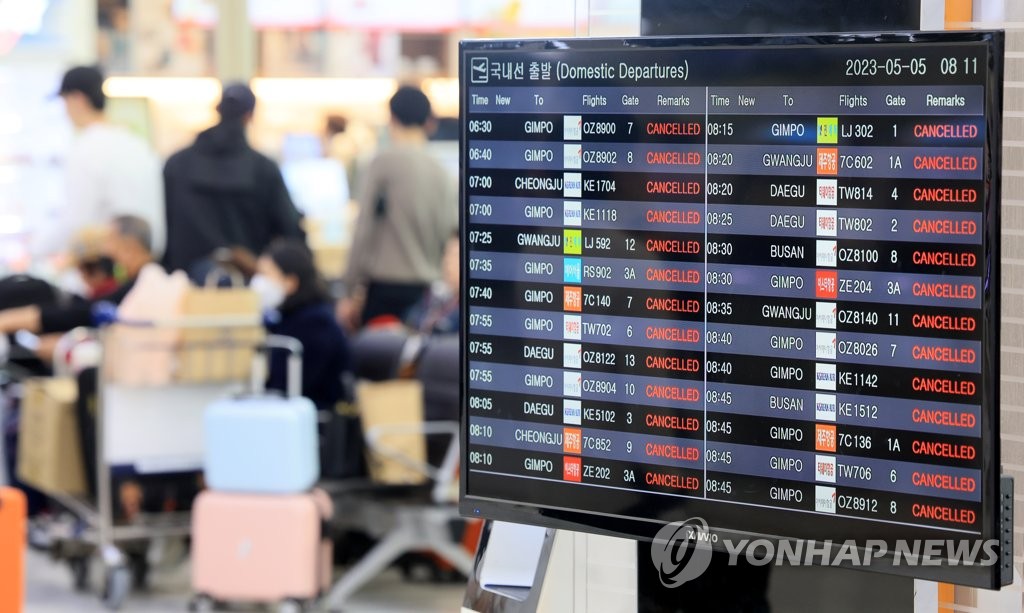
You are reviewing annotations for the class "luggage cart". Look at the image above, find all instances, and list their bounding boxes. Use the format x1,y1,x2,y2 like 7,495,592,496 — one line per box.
46,315,270,610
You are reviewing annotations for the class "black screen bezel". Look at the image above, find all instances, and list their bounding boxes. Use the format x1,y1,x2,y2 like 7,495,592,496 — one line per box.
458,30,1004,589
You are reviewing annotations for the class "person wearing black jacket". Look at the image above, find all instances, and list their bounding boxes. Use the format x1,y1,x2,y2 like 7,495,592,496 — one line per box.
161,83,305,279
252,239,349,412
0,215,154,338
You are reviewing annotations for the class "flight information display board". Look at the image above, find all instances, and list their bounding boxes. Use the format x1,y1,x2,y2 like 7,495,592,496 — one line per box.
460,32,1004,587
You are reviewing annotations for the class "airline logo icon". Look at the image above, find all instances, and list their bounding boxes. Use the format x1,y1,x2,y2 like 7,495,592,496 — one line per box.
817,117,838,144
816,302,837,329
563,399,582,425
563,342,582,369
815,455,837,483
563,371,582,397
815,363,837,391
817,179,837,206
816,147,838,175
815,485,837,513
563,201,582,227
564,172,582,197
816,240,837,267
564,229,582,255
815,424,837,453
815,393,837,422
563,456,582,482
563,144,583,169
563,314,582,340
815,270,838,299
564,115,583,141
816,210,837,237
563,258,582,283
563,286,582,312
815,332,837,360
563,427,582,454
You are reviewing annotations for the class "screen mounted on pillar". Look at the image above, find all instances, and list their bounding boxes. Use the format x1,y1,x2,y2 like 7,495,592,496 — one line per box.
459,32,1005,588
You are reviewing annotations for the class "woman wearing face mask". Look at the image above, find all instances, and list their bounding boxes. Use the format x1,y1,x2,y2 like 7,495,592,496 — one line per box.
250,240,350,411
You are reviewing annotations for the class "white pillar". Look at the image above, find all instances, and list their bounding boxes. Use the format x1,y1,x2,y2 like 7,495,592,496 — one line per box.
215,0,255,82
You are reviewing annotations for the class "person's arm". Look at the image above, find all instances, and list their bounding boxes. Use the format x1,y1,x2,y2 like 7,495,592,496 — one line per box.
34,333,62,363
28,280,132,335
0,306,42,334
338,163,381,328
36,302,94,334
160,160,176,268
443,175,459,237
344,162,381,291
227,247,259,278
141,151,166,259
267,164,305,242
32,146,99,259
438,175,459,254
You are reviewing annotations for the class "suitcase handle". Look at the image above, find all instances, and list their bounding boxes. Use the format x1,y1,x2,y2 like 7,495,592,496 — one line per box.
250,334,304,398
204,249,247,288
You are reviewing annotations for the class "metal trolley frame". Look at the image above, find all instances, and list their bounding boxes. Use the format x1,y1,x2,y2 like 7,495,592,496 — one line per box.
45,315,285,610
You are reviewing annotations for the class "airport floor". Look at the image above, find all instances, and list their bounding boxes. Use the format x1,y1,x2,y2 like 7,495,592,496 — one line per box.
24,547,466,612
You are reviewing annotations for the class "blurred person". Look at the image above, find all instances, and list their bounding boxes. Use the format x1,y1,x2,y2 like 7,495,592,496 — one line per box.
69,227,119,300
338,85,457,330
162,82,305,281
404,232,459,336
97,0,130,72
0,215,154,338
325,113,378,193
0,230,116,341
33,66,165,261
75,256,117,301
325,114,348,143
252,239,350,411
354,233,458,380
5,217,156,538
21,228,121,362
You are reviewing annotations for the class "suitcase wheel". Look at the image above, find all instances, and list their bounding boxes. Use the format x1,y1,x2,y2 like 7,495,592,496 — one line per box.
188,594,216,612
101,566,131,610
277,598,306,613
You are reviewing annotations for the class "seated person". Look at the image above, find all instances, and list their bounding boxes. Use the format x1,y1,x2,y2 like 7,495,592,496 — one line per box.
30,231,119,363
404,232,459,336
0,215,154,338
252,240,350,411
70,227,119,300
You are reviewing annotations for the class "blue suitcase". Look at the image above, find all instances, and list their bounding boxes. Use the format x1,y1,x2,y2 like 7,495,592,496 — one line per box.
203,337,319,494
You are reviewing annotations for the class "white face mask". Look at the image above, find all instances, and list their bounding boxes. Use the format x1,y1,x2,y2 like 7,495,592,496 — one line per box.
250,274,286,312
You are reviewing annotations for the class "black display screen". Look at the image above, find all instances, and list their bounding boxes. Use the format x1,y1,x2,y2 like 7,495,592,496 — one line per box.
459,32,1005,588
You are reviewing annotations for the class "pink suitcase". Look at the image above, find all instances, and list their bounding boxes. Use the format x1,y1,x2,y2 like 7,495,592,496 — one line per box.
191,488,333,608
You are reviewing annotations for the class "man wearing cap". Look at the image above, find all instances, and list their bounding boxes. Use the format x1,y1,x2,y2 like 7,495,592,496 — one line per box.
338,85,458,329
35,66,165,263
161,82,304,279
